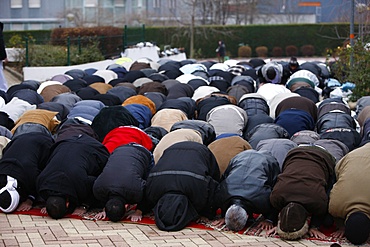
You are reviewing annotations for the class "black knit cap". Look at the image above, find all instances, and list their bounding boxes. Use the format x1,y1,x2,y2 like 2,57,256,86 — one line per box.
280,202,307,232
345,211,370,245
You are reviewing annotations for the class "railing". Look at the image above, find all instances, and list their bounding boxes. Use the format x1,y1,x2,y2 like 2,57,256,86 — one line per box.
22,24,146,67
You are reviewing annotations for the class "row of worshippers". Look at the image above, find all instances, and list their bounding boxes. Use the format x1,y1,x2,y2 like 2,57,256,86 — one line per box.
0,101,369,245
0,56,368,246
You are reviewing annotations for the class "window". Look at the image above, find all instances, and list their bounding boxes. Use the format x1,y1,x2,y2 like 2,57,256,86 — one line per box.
137,0,142,8
29,0,41,8
29,23,42,30
12,24,24,30
114,0,124,7
11,0,22,8
153,0,160,8
168,0,175,9
85,0,97,7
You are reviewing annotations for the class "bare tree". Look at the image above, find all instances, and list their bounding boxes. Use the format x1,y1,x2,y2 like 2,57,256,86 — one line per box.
61,8,84,27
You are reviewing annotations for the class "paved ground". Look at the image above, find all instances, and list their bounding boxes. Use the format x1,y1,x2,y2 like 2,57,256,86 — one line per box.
1,213,348,247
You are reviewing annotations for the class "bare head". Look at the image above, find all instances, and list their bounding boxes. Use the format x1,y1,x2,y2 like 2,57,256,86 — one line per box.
225,204,248,231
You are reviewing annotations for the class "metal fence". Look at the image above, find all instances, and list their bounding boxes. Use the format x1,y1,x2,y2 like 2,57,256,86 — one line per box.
23,25,145,67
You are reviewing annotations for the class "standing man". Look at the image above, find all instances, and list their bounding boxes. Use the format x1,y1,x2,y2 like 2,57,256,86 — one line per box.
216,41,226,63
0,22,8,92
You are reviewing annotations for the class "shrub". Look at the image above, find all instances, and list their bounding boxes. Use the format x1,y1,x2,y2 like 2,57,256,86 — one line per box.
238,45,252,57
300,44,315,56
271,46,283,57
330,41,370,101
255,46,268,57
285,45,298,57
70,41,105,65
51,26,123,58
8,34,26,48
27,42,104,67
193,48,203,59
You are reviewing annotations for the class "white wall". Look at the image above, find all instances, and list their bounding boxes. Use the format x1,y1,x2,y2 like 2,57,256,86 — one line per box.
22,46,187,82
23,60,115,81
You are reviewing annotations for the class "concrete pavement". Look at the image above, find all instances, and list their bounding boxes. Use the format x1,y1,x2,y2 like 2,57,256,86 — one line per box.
4,66,22,87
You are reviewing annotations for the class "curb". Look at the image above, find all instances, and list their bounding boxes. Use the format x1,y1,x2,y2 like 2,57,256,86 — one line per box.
4,66,23,81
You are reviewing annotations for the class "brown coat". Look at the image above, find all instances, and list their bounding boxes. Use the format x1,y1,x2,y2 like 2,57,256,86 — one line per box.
270,146,335,216
208,136,252,177
11,109,60,134
89,82,113,94
40,84,71,102
122,95,156,116
275,96,318,122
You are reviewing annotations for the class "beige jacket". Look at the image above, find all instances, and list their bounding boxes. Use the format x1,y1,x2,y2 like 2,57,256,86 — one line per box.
153,129,202,164
329,142,370,220
151,109,188,132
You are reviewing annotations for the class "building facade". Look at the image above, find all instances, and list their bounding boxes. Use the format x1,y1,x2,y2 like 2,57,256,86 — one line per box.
0,0,368,31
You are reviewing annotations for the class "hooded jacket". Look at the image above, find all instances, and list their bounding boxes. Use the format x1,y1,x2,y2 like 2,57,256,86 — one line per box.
275,96,318,122
316,111,357,134
256,138,297,171
216,150,280,218
11,109,60,135
151,108,188,132
93,144,153,204
245,123,290,149
270,146,336,216
102,126,153,153
206,104,248,137
153,129,203,165
146,141,220,218
329,143,370,220
67,100,105,123
316,111,361,151
238,93,270,116
208,135,252,177
170,119,216,145
274,109,315,137
157,97,196,120
124,104,152,129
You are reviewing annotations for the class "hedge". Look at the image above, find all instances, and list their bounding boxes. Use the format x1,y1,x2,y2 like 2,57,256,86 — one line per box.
3,23,352,60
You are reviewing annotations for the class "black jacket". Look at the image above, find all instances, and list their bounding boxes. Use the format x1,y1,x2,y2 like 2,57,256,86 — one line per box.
145,141,220,218
0,132,54,201
93,144,153,204
37,134,109,209
0,22,6,61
